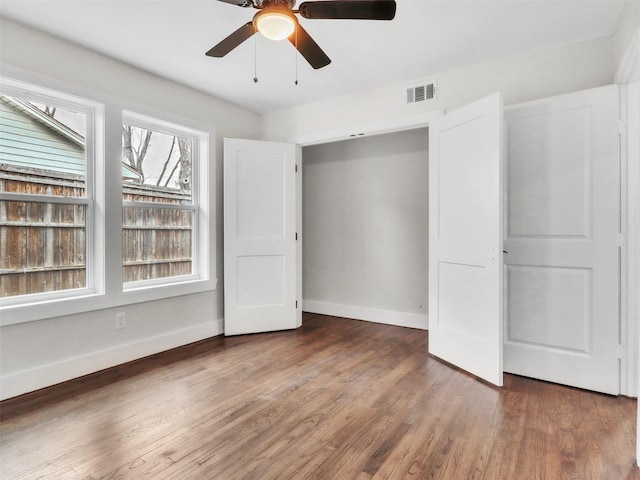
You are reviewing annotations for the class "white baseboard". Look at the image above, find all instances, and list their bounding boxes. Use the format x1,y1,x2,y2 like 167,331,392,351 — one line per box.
303,300,428,330
0,319,223,401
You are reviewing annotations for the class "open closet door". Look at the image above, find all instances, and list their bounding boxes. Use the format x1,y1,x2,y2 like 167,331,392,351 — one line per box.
503,85,620,395
428,92,504,386
224,138,299,336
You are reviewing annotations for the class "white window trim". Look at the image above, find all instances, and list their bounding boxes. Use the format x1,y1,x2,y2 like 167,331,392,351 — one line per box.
0,76,216,327
122,110,208,291
112,107,216,312
0,77,105,311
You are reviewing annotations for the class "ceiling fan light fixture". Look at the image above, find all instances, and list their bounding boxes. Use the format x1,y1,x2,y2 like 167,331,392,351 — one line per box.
254,10,297,41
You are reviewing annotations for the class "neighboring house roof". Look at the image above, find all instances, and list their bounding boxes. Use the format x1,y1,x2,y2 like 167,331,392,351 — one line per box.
121,162,142,182
0,95,141,181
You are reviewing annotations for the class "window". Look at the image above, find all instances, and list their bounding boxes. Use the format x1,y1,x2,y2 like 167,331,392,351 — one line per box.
122,112,207,289
0,76,213,325
0,82,100,304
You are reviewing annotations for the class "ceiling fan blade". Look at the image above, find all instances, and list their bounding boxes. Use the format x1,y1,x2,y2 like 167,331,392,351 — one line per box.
216,0,254,7
298,0,396,20
206,22,256,57
289,24,331,69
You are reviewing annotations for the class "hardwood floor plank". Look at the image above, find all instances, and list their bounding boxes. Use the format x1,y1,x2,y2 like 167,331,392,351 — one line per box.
1,314,638,480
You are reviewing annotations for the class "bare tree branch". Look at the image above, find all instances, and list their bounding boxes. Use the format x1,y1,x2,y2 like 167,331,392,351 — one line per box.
123,124,186,188
122,125,156,184
156,136,176,186
136,130,153,173
122,125,136,168
164,154,181,188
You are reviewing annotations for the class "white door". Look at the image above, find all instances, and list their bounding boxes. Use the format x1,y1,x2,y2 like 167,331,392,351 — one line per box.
224,138,299,336
428,92,504,387
504,85,620,395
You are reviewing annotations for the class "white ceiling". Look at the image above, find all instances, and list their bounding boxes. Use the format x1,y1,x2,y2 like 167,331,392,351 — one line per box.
0,0,626,114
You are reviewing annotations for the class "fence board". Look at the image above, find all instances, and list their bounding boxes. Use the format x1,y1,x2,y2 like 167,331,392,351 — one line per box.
1,165,193,297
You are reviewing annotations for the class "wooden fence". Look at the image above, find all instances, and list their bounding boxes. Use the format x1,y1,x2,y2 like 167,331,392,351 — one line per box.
122,183,192,283
0,164,192,298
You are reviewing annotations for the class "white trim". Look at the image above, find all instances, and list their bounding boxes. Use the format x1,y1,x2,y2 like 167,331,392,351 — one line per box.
294,112,440,332
289,110,444,146
122,110,202,141
628,85,640,391
616,29,640,400
618,83,640,399
303,300,428,330
0,278,218,327
0,319,223,401
619,85,633,398
296,145,303,328
121,111,202,289
0,76,106,317
615,26,640,466
120,109,213,293
292,113,440,334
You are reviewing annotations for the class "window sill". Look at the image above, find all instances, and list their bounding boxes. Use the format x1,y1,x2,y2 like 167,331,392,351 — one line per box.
0,277,217,327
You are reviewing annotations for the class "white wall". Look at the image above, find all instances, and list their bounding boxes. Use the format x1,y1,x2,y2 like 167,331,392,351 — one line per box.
302,129,429,330
0,18,261,400
262,35,615,142
615,0,640,68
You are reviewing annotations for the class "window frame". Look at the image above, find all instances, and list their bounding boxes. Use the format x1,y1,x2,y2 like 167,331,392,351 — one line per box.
121,110,206,291
0,77,104,308
0,75,216,327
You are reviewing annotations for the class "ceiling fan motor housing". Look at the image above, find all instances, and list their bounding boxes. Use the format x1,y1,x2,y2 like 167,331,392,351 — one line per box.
254,0,297,9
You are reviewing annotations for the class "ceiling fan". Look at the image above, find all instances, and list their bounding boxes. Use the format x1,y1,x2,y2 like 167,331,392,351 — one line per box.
206,0,397,69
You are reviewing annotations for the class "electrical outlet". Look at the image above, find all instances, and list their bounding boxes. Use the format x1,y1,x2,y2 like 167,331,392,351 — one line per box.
115,312,126,329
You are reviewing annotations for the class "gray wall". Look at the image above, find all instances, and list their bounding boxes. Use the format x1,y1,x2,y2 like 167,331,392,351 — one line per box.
614,0,640,69
302,128,429,327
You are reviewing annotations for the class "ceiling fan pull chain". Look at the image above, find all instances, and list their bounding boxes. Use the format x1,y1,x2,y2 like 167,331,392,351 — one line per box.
294,27,299,85
253,36,259,83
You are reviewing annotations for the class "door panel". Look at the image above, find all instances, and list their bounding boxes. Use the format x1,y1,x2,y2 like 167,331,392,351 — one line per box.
507,266,591,352
428,92,504,387
236,151,286,238
504,85,620,395
508,106,592,237
224,138,298,336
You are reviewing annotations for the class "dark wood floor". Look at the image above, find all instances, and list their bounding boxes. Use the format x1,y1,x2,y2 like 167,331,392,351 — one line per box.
1,313,638,479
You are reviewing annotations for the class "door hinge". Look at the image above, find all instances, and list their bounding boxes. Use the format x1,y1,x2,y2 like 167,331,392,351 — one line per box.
295,164,298,173
296,300,298,309
617,233,627,248
295,232,298,241
618,120,626,136
617,344,626,359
